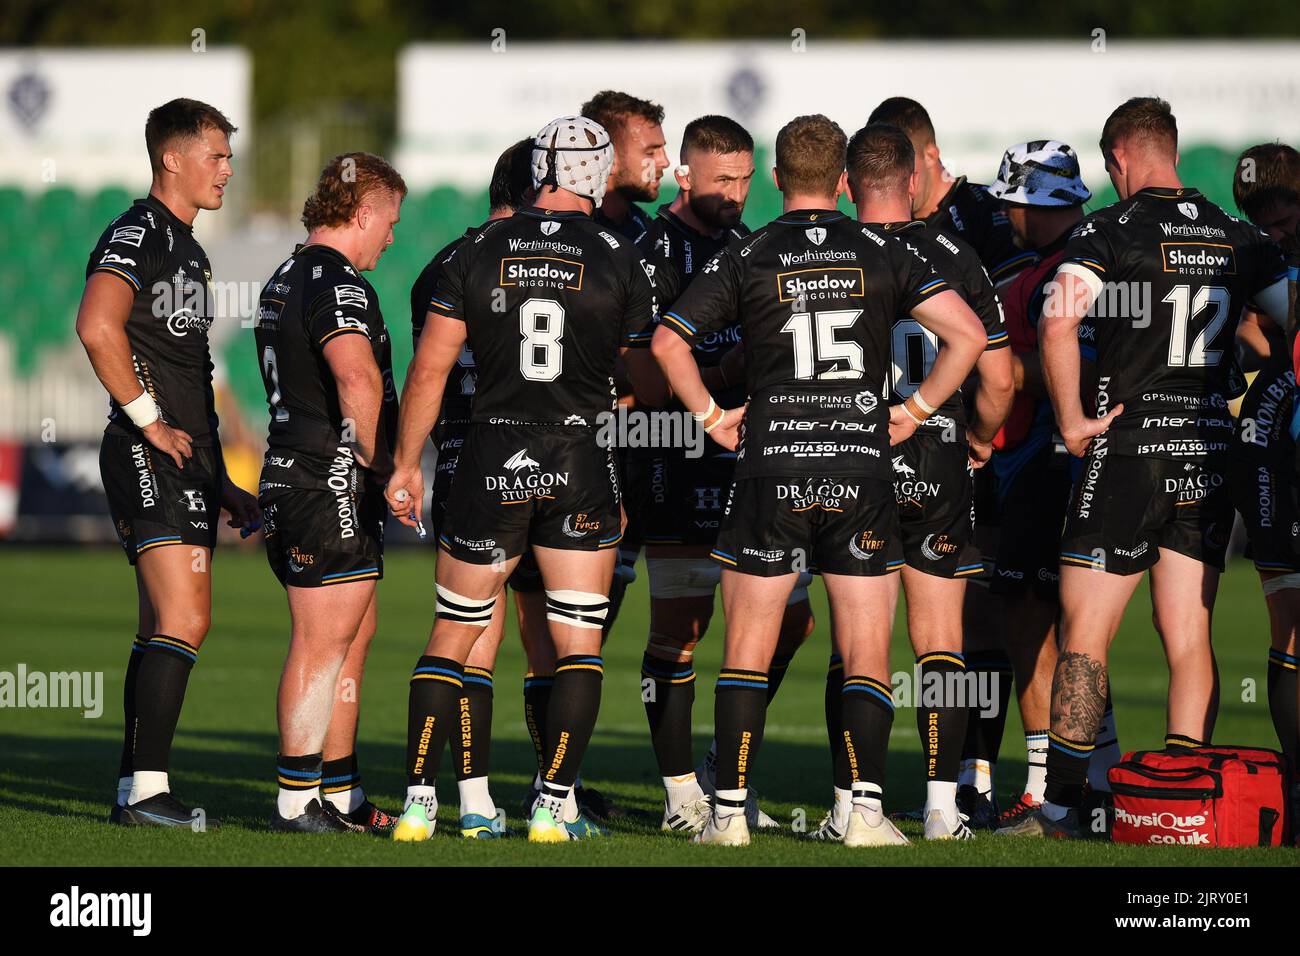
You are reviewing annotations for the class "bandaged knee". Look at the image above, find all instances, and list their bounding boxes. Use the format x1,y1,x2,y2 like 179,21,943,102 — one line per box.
546,589,610,630
1263,572,1300,596
647,632,695,662
647,557,720,599
435,584,497,627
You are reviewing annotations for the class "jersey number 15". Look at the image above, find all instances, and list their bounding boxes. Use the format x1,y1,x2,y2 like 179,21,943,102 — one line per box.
781,309,865,380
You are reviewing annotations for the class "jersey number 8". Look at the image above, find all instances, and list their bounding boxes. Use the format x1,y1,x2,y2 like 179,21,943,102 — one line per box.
519,298,565,382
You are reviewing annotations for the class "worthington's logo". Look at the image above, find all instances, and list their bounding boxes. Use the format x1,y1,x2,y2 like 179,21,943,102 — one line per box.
777,248,858,267
507,237,583,256
0,664,102,718
1158,222,1227,239
49,886,151,935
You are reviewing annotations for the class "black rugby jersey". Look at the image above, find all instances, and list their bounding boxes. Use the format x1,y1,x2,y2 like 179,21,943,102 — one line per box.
411,225,479,422
1233,351,1294,471
874,219,1008,430
636,206,749,357
595,201,653,246
85,195,218,445
1059,186,1287,460
254,243,397,469
925,176,1033,286
663,209,947,479
427,206,655,426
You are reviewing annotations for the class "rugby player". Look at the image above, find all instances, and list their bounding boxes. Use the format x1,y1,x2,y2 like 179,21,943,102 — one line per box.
256,152,405,832
410,138,535,837
78,98,259,827
999,97,1292,838
632,114,813,833
813,122,1013,842
981,140,1124,826
582,90,669,243
581,91,670,636
411,138,605,835
868,96,1028,813
1227,143,1300,783
386,116,655,843
651,114,987,847
867,96,1029,286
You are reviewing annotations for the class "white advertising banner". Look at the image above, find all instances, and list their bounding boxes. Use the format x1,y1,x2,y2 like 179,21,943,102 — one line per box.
397,40,1300,191
0,48,252,192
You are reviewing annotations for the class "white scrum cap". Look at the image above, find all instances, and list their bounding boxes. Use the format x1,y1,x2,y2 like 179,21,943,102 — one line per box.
531,115,615,208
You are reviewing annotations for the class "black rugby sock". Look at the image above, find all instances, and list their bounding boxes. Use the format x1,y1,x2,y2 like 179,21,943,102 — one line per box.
840,675,895,793
917,652,969,784
642,651,696,777
1267,650,1299,768
824,654,851,790
960,649,1013,781
131,635,199,772
714,669,769,792
456,666,494,782
767,650,796,703
523,672,554,777
405,656,463,788
540,656,604,789
117,635,150,778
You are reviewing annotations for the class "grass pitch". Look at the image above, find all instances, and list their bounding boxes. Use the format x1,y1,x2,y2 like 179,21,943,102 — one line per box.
0,545,1294,866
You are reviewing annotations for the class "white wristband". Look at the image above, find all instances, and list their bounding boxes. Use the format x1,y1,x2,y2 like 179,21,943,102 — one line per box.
691,397,718,424
901,401,926,426
122,391,160,428
911,389,936,416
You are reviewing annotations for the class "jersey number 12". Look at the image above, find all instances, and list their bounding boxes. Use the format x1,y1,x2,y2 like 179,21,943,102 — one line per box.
1163,284,1229,367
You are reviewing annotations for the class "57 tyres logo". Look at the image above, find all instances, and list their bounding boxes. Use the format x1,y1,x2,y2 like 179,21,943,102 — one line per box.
562,512,602,538
848,530,887,560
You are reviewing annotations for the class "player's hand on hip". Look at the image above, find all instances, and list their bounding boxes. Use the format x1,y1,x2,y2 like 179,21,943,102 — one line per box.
221,477,261,531
142,420,193,468
1062,403,1124,458
385,467,424,529
968,436,993,469
708,405,746,451
888,404,919,447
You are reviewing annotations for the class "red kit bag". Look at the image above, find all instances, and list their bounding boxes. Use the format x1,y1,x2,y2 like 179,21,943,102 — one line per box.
1108,746,1289,847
